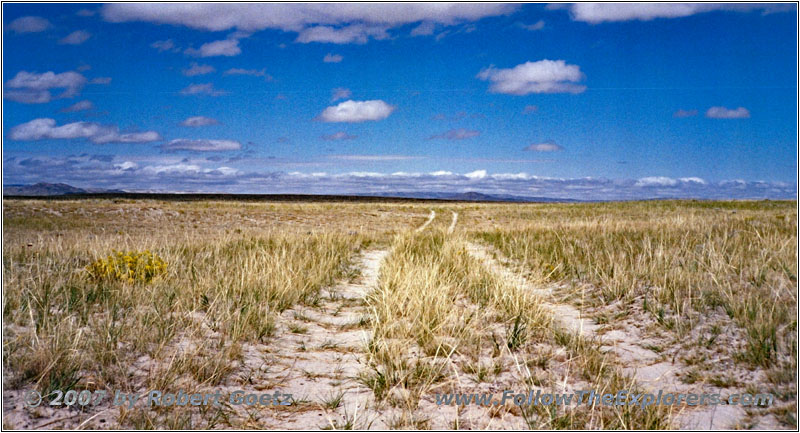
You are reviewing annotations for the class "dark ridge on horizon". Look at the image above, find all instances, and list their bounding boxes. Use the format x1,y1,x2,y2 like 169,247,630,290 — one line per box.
2,182,581,203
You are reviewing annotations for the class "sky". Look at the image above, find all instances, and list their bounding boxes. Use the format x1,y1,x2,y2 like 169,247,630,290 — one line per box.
2,3,797,200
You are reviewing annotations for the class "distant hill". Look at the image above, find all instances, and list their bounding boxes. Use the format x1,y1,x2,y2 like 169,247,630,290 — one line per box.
3,183,124,196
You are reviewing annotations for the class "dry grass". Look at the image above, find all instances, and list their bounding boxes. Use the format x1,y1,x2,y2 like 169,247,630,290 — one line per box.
2,198,796,429
473,200,797,427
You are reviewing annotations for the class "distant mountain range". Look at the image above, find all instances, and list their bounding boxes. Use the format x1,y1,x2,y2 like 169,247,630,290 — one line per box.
4,183,124,196
3,182,580,202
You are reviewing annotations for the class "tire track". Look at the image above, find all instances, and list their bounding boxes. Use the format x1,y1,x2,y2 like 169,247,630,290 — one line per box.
253,248,390,429
415,210,436,233
447,211,458,234
464,242,775,429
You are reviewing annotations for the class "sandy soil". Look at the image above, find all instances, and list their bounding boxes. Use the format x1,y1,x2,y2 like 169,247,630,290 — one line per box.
465,242,787,430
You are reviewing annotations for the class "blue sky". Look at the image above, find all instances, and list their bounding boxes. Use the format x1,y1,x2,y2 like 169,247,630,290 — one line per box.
3,3,797,199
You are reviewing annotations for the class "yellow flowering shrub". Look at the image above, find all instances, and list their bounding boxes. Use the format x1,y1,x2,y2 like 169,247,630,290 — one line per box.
87,250,167,284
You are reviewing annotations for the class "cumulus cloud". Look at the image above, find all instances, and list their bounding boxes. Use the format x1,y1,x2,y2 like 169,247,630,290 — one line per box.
4,155,794,200
162,138,242,152
319,99,395,122
183,62,215,76
180,116,220,127
60,100,94,112
180,83,226,96
59,30,91,45
90,77,112,85
518,20,545,31
322,131,357,141
4,70,87,103
186,38,241,57
465,169,487,179
705,106,750,119
296,24,389,44
114,161,138,171
331,87,352,102
524,142,563,152
323,53,343,63
8,118,161,144
429,128,480,140
477,59,586,95
560,3,793,23
151,39,177,52
410,21,436,36
635,176,679,187
673,109,698,118
101,4,517,33
77,9,96,17
8,16,51,33
224,68,272,80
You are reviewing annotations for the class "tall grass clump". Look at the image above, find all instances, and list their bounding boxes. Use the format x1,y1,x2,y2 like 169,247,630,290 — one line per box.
362,228,550,410
477,200,796,370
3,223,364,404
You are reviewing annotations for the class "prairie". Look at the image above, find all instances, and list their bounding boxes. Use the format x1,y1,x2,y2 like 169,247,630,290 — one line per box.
2,198,796,429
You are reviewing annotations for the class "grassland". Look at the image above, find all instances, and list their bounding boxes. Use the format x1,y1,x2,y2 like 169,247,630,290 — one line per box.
2,198,796,429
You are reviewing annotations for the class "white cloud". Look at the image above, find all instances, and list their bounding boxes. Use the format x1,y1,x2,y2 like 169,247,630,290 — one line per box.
562,3,793,24
180,116,220,127
4,90,51,104
410,21,436,36
635,176,705,187
101,4,517,32
465,169,487,179
8,118,160,144
331,87,352,102
180,83,226,96
4,70,87,103
8,16,51,33
5,156,792,200
151,39,177,52
518,20,545,31
162,139,242,152
705,106,750,119
90,77,112,85
223,68,272,80
77,9,97,17
322,131,357,141
477,59,586,95
323,53,343,63
59,30,91,45
319,100,395,123
635,176,679,187
524,142,563,152
673,109,698,118
114,161,138,171
296,24,388,44
429,128,480,140
142,163,203,175
183,62,215,76
60,100,94,112
186,38,241,57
